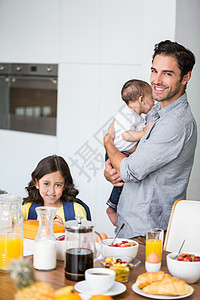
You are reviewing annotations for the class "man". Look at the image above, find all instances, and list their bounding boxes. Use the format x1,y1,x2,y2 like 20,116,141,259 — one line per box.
104,40,197,243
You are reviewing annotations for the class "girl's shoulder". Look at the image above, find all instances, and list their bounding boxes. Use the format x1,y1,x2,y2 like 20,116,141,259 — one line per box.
61,201,87,221
22,202,32,209
73,201,87,220
22,202,32,219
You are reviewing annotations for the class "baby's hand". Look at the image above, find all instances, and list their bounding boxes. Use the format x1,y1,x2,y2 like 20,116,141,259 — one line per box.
144,120,154,133
122,130,137,142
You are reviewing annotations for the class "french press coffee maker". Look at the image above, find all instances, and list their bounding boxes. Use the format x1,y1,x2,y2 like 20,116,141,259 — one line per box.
65,217,102,281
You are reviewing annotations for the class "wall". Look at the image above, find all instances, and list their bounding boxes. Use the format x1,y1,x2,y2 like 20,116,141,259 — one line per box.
0,0,199,236
175,0,200,199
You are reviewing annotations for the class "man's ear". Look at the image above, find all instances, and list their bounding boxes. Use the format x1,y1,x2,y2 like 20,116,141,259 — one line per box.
35,179,39,189
181,71,191,86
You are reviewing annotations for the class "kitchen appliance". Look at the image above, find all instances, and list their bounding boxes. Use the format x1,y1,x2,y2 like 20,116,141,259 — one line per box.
0,63,58,135
64,217,102,281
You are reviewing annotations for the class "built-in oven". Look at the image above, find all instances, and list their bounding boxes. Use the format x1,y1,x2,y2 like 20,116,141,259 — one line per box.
0,63,58,135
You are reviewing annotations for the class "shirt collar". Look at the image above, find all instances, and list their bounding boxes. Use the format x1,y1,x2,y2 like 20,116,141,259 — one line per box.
158,93,187,118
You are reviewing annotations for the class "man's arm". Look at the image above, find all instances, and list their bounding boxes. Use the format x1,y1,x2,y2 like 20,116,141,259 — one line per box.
104,121,126,175
104,159,124,187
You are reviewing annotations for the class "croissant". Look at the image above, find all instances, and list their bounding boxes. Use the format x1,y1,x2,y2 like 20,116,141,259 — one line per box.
142,275,193,296
136,271,165,289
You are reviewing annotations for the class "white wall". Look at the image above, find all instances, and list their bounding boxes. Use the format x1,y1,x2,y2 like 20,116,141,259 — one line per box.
175,0,200,199
0,0,199,236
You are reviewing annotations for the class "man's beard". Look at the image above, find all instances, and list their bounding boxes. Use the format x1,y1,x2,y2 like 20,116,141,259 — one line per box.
152,81,182,102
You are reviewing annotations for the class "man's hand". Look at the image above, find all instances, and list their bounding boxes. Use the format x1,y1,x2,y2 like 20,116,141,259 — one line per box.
104,119,126,177
104,120,115,147
104,159,124,187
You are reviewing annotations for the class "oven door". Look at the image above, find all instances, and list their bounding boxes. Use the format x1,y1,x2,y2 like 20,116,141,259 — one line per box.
0,76,10,130
0,75,57,135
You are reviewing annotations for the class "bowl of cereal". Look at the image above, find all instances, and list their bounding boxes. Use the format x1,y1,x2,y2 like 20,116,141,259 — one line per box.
100,238,139,262
167,252,200,283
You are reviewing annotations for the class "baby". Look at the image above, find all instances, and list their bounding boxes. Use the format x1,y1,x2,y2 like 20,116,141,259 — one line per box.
106,79,154,226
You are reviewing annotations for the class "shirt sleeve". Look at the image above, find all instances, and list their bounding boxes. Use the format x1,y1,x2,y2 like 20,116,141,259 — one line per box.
55,206,65,223
74,202,87,220
120,116,191,182
22,202,32,220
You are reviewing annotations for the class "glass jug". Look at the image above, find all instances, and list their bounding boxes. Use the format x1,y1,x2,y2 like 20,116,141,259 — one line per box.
0,194,23,272
65,217,102,281
33,206,57,270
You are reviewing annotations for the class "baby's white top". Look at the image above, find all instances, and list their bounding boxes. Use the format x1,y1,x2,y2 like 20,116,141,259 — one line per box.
114,105,145,151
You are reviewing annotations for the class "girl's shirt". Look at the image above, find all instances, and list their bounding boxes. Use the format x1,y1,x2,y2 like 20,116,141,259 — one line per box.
22,202,87,223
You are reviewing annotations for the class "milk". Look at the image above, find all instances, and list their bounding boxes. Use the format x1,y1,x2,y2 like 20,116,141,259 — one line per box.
33,239,56,270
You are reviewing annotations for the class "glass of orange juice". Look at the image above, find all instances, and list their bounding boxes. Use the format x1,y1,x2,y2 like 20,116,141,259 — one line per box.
0,194,23,272
145,228,164,272
0,233,23,271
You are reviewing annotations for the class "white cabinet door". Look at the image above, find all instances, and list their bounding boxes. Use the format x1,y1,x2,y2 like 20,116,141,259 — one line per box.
0,0,60,62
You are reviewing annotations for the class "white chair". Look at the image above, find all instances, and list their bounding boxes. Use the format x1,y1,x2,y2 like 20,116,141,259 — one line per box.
163,199,200,253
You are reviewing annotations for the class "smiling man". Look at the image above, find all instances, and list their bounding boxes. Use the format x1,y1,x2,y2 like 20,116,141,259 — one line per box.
104,40,197,243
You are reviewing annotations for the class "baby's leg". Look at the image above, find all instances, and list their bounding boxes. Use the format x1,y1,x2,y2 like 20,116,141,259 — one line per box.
106,206,117,226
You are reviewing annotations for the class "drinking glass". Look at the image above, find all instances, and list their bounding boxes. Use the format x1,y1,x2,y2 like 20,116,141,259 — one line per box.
145,228,164,272
0,194,23,272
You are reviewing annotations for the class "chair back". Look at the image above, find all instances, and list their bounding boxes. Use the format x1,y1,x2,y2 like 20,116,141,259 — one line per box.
164,199,200,252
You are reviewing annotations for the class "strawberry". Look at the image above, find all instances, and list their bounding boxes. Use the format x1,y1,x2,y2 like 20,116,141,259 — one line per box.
194,256,200,262
120,243,128,247
56,235,65,241
185,256,192,262
177,256,184,261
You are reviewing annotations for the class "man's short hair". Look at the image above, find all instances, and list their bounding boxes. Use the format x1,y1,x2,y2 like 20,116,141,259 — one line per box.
152,40,195,80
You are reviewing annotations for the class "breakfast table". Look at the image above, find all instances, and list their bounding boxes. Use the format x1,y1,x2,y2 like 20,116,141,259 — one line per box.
0,244,200,300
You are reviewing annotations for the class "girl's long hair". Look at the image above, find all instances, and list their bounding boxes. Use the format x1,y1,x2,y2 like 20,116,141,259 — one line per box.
23,155,79,205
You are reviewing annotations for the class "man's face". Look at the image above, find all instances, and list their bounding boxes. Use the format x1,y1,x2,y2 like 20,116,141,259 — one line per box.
150,54,186,107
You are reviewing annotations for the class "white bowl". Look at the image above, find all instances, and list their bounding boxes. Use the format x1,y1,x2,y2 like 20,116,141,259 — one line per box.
100,238,139,263
167,252,200,283
54,233,67,261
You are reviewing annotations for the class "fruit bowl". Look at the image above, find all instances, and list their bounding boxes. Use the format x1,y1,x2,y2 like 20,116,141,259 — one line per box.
167,252,200,283
99,256,140,282
100,238,139,262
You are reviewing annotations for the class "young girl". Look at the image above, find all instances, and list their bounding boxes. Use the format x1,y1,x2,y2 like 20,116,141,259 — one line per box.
22,155,91,223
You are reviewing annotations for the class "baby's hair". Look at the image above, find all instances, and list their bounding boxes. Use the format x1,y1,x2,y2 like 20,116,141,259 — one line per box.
121,79,151,105
23,155,79,205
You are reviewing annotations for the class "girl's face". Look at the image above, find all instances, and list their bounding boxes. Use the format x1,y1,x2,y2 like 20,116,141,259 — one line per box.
35,171,65,207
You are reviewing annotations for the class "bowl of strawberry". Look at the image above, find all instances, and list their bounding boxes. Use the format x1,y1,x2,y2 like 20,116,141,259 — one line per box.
167,252,200,283
55,233,67,261
100,238,139,262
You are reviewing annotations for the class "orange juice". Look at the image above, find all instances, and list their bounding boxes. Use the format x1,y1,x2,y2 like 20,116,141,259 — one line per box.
0,233,23,271
146,239,163,262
